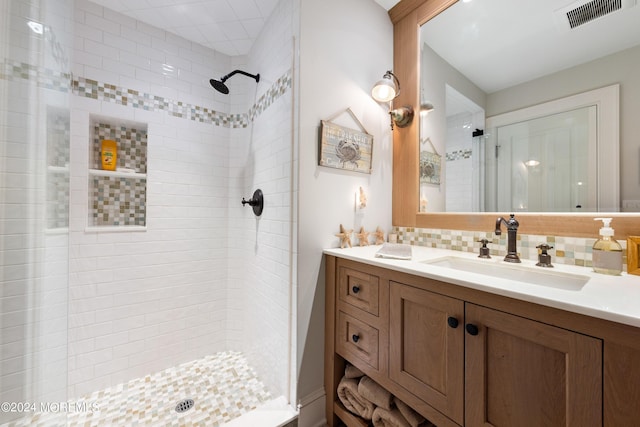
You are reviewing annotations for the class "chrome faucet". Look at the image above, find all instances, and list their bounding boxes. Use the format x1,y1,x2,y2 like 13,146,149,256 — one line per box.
495,214,521,263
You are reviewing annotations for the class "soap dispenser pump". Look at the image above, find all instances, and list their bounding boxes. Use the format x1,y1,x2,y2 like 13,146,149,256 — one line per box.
592,218,623,276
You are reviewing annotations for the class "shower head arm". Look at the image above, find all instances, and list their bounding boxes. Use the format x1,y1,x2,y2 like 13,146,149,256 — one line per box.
220,69,260,83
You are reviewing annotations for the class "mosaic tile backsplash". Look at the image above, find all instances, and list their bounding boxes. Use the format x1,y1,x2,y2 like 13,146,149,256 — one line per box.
393,226,628,269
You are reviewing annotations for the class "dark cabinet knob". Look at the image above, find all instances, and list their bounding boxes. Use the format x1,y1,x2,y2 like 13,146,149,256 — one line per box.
352,285,360,294
447,316,459,328
466,324,479,336
352,334,360,343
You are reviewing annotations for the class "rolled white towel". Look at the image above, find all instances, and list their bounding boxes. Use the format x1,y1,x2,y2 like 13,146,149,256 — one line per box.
337,376,375,420
345,363,365,379
372,406,411,427
358,376,393,410
394,397,426,427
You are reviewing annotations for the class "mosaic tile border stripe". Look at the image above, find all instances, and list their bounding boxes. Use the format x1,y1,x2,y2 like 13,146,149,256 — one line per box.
2,60,292,128
445,149,473,162
1,60,72,92
393,226,628,269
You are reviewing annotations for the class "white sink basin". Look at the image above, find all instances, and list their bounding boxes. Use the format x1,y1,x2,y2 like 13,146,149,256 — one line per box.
422,256,590,291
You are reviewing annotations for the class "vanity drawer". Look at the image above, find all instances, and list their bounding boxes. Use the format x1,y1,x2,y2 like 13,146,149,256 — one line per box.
338,265,380,316
336,310,380,371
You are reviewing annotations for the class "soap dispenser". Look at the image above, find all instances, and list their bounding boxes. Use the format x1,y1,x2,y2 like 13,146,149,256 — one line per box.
592,218,623,276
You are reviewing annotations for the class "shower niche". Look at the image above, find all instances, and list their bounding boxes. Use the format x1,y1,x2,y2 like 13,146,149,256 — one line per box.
87,115,147,231
46,107,70,232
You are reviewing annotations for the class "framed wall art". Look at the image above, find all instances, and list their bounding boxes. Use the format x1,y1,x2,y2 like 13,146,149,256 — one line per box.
420,137,441,185
318,108,373,174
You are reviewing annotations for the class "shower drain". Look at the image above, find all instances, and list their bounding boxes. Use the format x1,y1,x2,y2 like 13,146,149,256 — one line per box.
175,398,195,413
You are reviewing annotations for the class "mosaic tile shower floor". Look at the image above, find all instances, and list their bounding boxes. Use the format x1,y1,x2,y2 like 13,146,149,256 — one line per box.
4,351,274,427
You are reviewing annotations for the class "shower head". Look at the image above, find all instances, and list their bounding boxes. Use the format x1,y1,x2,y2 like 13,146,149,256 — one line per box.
209,78,229,94
209,69,260,94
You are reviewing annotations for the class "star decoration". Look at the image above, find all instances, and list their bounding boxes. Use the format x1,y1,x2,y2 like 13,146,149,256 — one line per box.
356,227,370,246
335,224,353,248
374,227,385,244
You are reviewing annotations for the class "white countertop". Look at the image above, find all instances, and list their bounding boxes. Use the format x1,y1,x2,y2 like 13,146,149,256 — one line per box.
324,244,640,328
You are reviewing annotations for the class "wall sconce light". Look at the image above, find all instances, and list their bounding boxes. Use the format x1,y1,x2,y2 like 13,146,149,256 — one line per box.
420,102,435,117
372,70,414,129
372,70,399,102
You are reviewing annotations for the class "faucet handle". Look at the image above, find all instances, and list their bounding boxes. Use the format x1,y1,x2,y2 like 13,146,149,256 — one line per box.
536,244,554,268
477,239,491,259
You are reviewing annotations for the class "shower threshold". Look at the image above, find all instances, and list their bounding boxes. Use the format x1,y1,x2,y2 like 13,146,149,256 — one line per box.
222,396,298,427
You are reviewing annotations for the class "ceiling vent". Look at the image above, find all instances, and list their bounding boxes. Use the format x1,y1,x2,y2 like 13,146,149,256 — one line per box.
555,0,637,30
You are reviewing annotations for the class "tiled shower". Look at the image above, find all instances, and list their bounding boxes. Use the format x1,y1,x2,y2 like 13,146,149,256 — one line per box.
0,0,297,425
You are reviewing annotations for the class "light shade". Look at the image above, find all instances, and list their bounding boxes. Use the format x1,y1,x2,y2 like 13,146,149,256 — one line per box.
420,102,435,117
372,71,399,103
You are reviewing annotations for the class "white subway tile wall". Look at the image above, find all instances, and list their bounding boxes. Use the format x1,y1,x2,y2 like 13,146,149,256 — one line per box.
445,112,474,212
226,0,297,401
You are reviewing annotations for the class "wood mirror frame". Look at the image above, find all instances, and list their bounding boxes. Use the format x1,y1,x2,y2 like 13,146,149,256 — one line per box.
389,0,639,238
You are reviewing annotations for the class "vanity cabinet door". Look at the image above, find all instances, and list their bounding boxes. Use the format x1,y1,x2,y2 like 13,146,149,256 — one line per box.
465,303,602,427
389,281,465,425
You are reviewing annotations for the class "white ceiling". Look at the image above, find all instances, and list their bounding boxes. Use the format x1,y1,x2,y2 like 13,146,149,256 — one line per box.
88,0,399,57
374,0,401,10
422,0,640,94
88,0,280,56
86,0,638,94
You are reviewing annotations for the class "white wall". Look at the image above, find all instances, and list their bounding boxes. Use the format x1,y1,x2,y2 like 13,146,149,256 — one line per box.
296,0,394,416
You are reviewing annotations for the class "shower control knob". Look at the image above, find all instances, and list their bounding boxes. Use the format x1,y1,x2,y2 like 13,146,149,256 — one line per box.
241,189,264,216
352,334,360,343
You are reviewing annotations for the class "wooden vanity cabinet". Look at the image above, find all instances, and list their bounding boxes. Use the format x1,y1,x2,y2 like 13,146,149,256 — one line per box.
389,281,464,425
325,256,637,427
464,303,601,427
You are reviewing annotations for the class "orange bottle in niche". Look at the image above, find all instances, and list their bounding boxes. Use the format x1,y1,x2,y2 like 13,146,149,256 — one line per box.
101,139,117,171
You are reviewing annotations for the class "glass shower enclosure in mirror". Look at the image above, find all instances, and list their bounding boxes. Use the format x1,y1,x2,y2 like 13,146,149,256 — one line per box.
487,106,595,212
419,0,638,213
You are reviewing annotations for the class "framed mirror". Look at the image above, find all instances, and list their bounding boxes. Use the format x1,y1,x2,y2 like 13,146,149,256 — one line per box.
389,0,640,236
417,0,637,213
